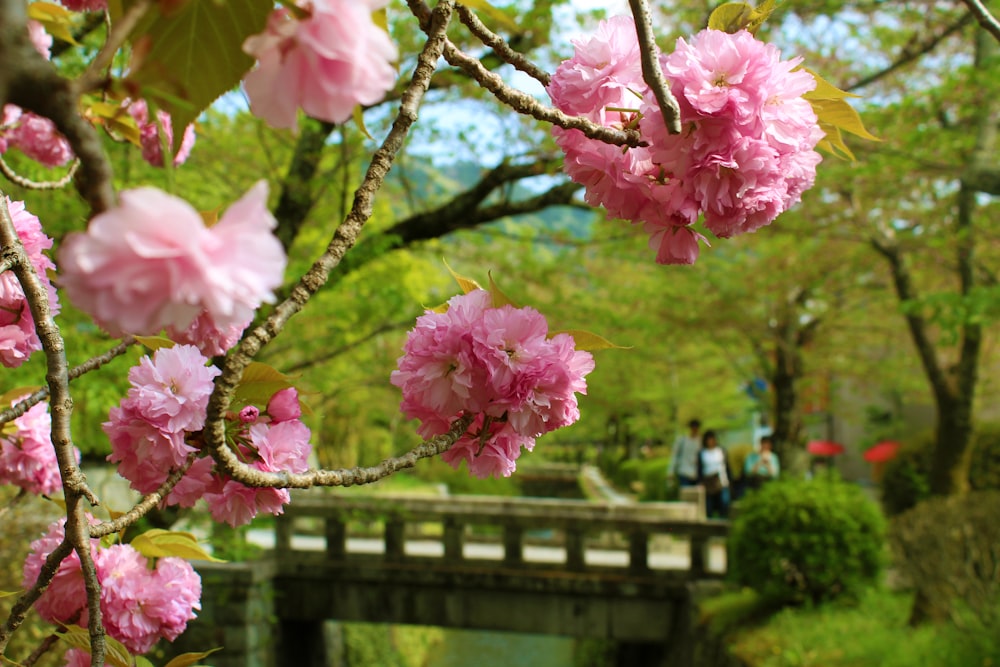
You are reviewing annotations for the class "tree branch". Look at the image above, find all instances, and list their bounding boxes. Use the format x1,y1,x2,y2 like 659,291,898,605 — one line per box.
201,0,457,485
455,4,551,86
628,0,681,134
960,0,1000,43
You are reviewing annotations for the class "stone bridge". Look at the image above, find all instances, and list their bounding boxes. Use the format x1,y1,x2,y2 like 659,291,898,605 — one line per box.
171,489,729,667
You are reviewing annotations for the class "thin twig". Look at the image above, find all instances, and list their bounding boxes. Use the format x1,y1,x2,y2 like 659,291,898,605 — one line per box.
76,0,154,94
0,155,80,190
201,0,458,486
960,0,1000,43
455,4,551,86
628,0,681,134
89,458,193,538
22,630,64,667
0,539,75,655
0,337,137,426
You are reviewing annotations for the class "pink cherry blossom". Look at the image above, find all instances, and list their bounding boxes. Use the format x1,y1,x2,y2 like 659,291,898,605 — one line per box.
549,21,823,263
0,199,60,367
204,477,291,527
546,15,644,119
165,454,216,508
59,0,107,10
62,648,107,667
5,113,73,167
95,545,201,654
0,397,76,495
393,290,594,477
59,181,286,337
28,21,52,59
167,310,247,356
126,345,220,434
105,404,195,493
243,0,398,129
22,518,98,626
126,99,196,167
266,387,301,423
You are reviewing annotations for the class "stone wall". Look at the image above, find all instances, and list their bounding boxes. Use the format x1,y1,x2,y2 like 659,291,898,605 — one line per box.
164,559,278,667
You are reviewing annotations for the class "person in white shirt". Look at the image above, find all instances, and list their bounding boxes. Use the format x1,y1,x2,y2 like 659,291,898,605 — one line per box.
669,419,702,488
696,430,732,519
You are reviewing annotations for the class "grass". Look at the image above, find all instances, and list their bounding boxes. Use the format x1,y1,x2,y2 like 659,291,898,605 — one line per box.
713,588,1000,667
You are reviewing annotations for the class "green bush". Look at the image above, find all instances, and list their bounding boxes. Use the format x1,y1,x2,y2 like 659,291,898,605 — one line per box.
637,458,672,501
891,490,1000,625
881,424,1000,516
612,458,642,490
728,477,887,605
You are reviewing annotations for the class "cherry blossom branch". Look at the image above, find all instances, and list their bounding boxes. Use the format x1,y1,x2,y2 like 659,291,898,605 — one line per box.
201,0,457,483
454,4,551,86
22,629,65,667
0,337,136,426
404,0,643,148
0,155,79,190
89,458,193,538
0,195,106,666
960,0,1000,43
628,0,681,135
215,413,475,489
76,0,154,94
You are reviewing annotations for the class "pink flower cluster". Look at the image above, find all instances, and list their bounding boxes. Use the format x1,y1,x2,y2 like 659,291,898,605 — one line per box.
125,99,196,168
0,396,78,495
58,181,286,353
104,346,311,527
242,0,398,129
548,19,822,264
22,518,201,654
391,290,595,478
0,23,73,168
59,0,107,10
0,199,60,367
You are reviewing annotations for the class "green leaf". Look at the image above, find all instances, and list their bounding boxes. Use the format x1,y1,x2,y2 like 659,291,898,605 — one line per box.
801,67,861,100
809,98,880,142
548,329,628,351
59,626,134,667
129,529,226,562
233,361,297,407
163,648,225,667
135,656,155,667
707,2,754,32
83,99,142,145
134,335,176,351
488,272,518,309
352,105,373,141
28,2,79,44
460,0,520,33
0,590,20,599
125,0,273,150
442,259,483,294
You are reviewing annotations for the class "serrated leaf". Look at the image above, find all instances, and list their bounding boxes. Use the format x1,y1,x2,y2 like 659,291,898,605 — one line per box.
801,67,861,100
707,2,754,33
487,272,518,309
809,98,879,142
442,259,482,294
125,0,273,150
163,648,225,667
233,362,297,407
548,329,627,351
460,0,520,32
130,529,225,562
59,626,134,667
816,125,856,160
135,335,176,351
28,2,79,44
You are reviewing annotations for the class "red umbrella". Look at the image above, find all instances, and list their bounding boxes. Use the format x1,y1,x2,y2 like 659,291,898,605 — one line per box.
807,440,845,457
864,440,901,463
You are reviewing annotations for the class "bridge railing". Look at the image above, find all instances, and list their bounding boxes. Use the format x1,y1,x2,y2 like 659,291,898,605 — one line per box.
274,492,728,579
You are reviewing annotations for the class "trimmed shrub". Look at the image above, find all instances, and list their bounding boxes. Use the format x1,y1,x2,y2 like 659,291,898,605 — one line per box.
891,490,1000,625
881,424,1000,516
728,477,887,605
